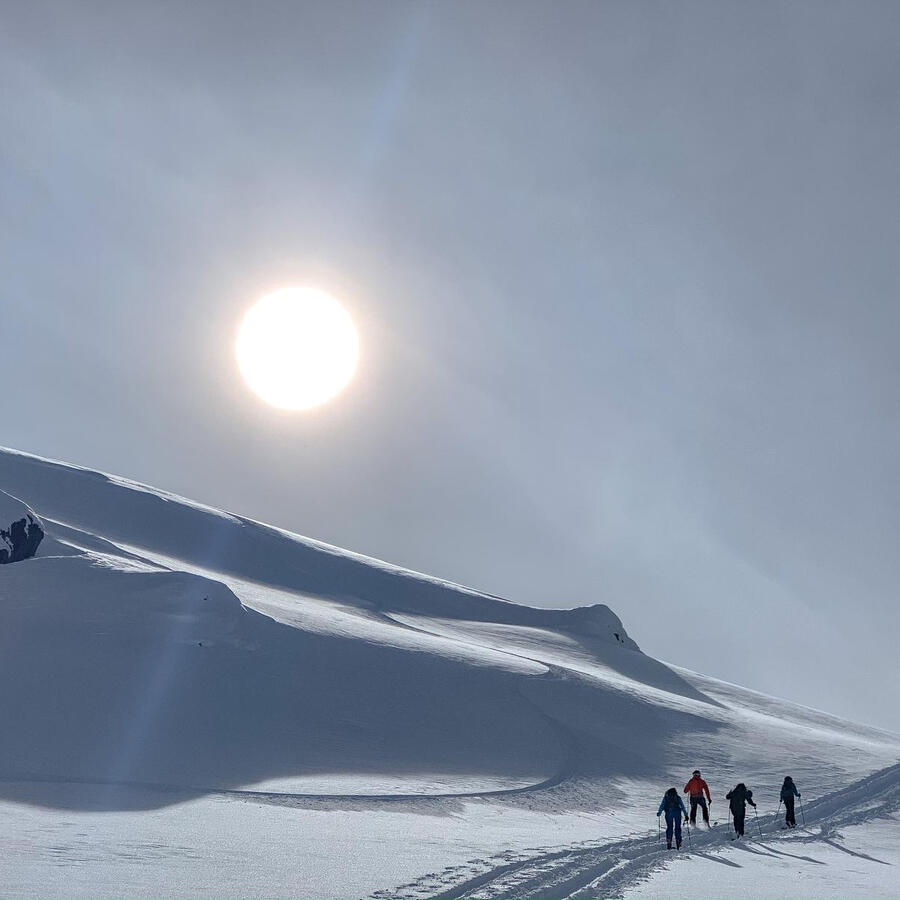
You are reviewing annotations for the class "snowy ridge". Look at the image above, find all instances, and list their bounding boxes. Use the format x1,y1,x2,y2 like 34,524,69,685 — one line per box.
0,446,635,643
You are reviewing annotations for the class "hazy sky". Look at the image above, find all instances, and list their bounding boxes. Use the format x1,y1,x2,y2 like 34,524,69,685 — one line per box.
3,1,900,732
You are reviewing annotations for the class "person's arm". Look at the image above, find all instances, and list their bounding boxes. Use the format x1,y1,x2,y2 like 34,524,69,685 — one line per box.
703,780,711,802
748,790,756,807
657,799,665,816
681,798,689,817
683,782,691,794
794,784,800,797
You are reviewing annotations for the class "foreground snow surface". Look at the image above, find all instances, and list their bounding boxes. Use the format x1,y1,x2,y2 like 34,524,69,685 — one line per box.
384,762,900,900
627,816,900,900
0,446,898,899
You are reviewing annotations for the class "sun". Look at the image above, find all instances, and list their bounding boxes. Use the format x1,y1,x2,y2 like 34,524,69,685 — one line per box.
236,286,359,410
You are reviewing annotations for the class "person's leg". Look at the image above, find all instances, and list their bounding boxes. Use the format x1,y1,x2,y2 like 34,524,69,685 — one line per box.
675,814,683,849
665,810,675,848
700,797,709,824
689,796,698,825
736,811,745,835
786,797,795,827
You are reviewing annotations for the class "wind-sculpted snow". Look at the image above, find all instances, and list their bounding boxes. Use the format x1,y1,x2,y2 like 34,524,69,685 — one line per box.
0,549,574,808
0,447,635,644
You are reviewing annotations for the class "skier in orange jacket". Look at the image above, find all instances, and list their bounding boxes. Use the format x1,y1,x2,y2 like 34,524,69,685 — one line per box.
684,770,712,825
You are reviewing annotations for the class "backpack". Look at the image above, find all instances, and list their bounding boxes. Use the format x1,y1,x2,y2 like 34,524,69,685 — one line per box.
728,785,749,812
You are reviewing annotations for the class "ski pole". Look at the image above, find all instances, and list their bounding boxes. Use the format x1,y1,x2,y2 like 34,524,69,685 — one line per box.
799,796,806,826
775,799,782,832
753,805,763,838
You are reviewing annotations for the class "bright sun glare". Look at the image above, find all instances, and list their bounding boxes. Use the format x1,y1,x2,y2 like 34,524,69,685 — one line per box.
236,287,359,410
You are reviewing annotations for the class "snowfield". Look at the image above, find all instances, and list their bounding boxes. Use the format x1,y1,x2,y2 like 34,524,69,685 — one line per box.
0,446,897,899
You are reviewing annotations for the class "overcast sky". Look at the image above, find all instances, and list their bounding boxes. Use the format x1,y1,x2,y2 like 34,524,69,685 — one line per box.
3,1,899,732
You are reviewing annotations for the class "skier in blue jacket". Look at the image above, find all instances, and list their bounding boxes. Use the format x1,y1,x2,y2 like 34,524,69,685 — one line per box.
657,787,689,850
780,776,801,828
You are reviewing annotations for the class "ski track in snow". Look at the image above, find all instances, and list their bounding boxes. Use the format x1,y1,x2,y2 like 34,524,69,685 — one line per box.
373,762,900,900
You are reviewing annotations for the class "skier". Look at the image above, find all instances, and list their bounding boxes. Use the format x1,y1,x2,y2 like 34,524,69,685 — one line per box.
683,769,712,826
657,787,689,850
725,782,756,838
780,776,801,828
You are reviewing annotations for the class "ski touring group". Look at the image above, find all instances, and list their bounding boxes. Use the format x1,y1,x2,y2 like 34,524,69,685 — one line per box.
656,770,803,850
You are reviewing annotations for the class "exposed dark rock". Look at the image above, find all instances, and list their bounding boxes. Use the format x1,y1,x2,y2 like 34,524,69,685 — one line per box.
0,491,44,563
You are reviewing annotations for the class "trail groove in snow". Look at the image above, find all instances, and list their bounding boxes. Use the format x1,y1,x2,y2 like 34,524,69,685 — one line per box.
374,761,900,900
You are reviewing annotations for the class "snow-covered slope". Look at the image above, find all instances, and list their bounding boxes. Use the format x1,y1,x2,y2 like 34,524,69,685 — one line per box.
0,446,897,899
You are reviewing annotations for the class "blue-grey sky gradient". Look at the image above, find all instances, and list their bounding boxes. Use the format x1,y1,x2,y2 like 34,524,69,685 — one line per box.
3,1,899,731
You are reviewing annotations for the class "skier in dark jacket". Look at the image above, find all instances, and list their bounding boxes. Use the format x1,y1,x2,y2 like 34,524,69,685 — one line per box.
657,787,689,850
780,776,801,828
725,783,756,837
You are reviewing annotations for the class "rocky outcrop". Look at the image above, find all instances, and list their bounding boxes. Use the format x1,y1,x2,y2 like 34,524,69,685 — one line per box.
0,490,44,563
